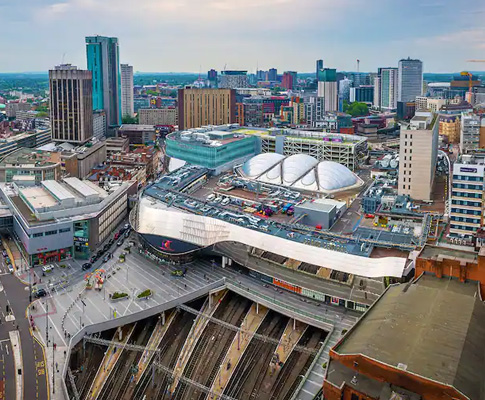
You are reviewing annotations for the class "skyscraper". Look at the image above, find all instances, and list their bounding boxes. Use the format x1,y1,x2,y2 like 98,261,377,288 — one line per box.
316,60,323,79
380,68,398,110
317,68,338,112
49,64,93,144
219,71,249,89
120,64,134,118
85,35,122,130
398,58,423,102
282,71,297,90
268,68,278,82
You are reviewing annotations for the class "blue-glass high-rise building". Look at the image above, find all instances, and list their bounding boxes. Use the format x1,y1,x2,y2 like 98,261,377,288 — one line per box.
398,57,423,102
85,36,122,130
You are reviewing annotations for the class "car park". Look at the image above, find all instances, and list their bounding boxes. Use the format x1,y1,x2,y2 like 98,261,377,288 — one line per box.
42,265,54,273
82,262,92,271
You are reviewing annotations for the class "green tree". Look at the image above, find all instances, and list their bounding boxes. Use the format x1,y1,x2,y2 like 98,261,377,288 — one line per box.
122,115,138,124
343,101,369,117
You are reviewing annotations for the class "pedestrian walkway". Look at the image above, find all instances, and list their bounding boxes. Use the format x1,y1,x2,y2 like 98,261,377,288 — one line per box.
169,290,227,393
209,303,268,399
133,311,175,384
274,319,307,365
87,324,136,399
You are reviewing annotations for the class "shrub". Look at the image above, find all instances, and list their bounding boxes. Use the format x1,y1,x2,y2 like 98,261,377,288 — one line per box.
112,292,128,300
137,289,152,298
341,329,348,335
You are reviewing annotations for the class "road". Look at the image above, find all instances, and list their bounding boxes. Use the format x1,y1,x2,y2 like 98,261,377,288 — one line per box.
0,255,48,400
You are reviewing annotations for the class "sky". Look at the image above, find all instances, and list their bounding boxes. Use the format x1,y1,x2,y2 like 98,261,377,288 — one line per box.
1,0,484,73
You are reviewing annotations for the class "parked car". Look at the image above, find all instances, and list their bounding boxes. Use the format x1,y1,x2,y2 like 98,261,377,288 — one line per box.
221,197,231,206
103,253,112,263
108,238,115,246
114,232,120,240
117,239,124,247
89,256,96,264
2,250,7,258
8,264,14,273
42,265,54,273
103,244,110,252
82,262,92,271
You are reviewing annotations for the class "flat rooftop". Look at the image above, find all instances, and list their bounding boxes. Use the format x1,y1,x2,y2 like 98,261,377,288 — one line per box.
20,186,58,209
334,274,485,400
0,147,59,167
419,245,478,263
119,124,155,132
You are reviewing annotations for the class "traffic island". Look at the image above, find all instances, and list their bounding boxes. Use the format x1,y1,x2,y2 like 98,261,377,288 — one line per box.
136,289,153,300
109,292,129,302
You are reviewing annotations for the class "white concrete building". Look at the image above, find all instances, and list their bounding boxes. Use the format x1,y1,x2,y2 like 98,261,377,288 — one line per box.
120,64,134,118
317,81,338,112
398,111,439,201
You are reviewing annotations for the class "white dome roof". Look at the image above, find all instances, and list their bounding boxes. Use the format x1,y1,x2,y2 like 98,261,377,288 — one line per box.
242,153,285,178
282,154,318,185
240,153,360,193
317,161,357,191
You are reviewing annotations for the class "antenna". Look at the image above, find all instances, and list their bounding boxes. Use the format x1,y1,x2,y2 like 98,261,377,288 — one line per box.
357,59,360,73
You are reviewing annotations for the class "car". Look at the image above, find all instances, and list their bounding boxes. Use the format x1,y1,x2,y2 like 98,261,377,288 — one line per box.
42,265,54,273
124,223,130,230
82,262,92,271
103,253,112,263
206,194,216,201
96,250,103,258
8,265,14,273
34,288,47,298
117,239,124,246
2,250,6,258
114,232,120,240
108,238,115,246
124,231,130,239
5,257,10,265
103,244,110,252
89,256,96,263
221,197,231,206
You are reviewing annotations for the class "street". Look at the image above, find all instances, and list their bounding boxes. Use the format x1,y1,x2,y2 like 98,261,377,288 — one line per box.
0,256,48,400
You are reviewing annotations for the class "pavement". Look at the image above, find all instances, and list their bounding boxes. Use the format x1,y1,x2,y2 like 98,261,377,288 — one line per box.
24,236,361,400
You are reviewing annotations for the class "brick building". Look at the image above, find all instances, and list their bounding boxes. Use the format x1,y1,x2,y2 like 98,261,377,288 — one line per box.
323,245,485,400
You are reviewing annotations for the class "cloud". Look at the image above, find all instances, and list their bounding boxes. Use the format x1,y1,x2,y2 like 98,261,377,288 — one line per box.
416,28,485,50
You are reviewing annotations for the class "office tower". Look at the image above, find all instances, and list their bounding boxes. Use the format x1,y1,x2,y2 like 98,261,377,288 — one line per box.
49,64,93,144
398,111,439,200
380,68,398,110
339,78,352,103
85,35,122,129
207,69,218,88
120,64,134,118
177,88,236,130
350,86,374,103
219,71,249,89
398,58,423,102
461,112,482,153
282,71,297,90
373,77,381,108
317,68,338,112
268,68,278,82
316,60,323,79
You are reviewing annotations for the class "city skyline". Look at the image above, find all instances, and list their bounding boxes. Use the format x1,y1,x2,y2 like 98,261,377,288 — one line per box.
1,0,484,73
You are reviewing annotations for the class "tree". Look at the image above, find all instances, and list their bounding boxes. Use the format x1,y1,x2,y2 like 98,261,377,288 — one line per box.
343,101,369,117
122,115,138,124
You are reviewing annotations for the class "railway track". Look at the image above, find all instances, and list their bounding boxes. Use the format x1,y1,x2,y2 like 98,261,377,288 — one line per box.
223,311,287,400
173,293,251,400
98,320,155,400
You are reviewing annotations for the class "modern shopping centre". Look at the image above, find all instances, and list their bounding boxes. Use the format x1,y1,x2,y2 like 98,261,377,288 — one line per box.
0,177,132,265
131,163,420,312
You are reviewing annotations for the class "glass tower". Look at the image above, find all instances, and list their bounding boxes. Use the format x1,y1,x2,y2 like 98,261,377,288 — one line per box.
85,36,122,128
398,58,423,102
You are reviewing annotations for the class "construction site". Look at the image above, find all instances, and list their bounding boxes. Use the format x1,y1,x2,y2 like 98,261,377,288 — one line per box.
66,290,327,400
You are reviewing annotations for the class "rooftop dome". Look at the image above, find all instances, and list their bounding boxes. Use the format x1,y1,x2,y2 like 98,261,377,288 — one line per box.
317,161,357,191
241,153,360,193
242,153,285,178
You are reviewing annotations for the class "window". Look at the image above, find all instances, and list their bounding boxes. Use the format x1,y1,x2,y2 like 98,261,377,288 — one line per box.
32,232,43,238
59,228,71,233
408,185,411,189
351,394,360,400
402,185,405,189
45,230,58,236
